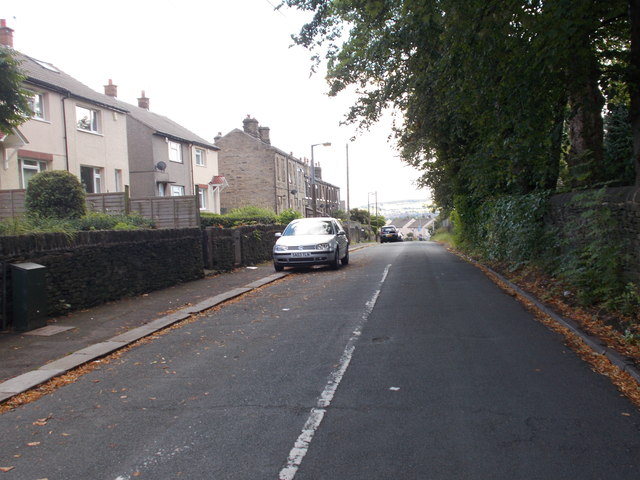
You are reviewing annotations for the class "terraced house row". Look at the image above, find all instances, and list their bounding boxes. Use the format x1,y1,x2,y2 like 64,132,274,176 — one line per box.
0,19,341,219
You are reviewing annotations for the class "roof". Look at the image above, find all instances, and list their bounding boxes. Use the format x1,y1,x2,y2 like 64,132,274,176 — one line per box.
13,51,128,114
12,49,217,151
116,100,219,151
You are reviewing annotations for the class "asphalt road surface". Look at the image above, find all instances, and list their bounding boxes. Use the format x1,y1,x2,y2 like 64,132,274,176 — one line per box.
0,242,639,479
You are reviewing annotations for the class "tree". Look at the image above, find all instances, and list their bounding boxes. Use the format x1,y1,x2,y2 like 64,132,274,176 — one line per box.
26,170,86,219
281,0,638,209
0,47,32,135
349,208,370,224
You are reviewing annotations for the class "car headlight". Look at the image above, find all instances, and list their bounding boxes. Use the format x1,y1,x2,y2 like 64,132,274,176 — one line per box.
274,245,288,252
317,243,331,251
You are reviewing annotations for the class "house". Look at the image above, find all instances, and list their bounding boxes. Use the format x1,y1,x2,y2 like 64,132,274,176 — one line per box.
215,116,341,217
0,20,129,193
102,82,222,213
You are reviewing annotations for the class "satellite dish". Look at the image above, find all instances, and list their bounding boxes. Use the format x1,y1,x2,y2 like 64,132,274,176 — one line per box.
156,161,167,171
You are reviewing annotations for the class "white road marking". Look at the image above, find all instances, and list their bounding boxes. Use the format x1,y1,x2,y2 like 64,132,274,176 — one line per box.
278,264,391,480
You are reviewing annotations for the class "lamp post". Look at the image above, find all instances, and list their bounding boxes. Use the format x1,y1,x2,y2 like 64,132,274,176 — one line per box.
368,191,378,240
345,143,350,218
311,142,331,216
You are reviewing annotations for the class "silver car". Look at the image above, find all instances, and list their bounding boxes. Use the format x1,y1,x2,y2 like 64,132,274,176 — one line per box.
273,217,350,271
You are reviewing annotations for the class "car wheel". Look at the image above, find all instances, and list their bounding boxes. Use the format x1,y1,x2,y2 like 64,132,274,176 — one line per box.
274,262,284,272
331,250,340,270
341,248,349,265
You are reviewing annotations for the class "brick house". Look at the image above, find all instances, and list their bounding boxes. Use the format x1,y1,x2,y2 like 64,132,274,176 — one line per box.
0,20,129,193
215,116,340,217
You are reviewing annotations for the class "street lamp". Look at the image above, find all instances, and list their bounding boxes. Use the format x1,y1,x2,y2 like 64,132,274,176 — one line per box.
368,191,378,240
311,142,331,216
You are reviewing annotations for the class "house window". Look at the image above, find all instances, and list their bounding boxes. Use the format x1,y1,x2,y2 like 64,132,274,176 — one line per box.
168,141,182,163
158,183,166,197
197,185,207,209
194,148,205,166
20,159,48,188
171,185,185,196
26,90,45,120
80,166,102,193
114,169,123,192
76,106,99,133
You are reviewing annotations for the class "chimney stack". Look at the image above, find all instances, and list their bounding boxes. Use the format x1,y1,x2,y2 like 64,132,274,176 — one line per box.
242,115,259,137
104,79,118,97
0,19,14,48
258,126,271,145
137,90,150,110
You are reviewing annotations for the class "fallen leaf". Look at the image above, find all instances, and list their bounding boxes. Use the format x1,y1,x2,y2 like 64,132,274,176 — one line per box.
27,441,41,447
0,467,15,472
622,412,631,416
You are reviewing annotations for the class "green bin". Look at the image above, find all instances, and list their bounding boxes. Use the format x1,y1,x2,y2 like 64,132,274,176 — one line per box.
11,262,47,332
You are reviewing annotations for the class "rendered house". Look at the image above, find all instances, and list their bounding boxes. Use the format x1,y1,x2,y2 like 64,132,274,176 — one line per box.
0,20,129,193
215,116,340,216
103,82,222,213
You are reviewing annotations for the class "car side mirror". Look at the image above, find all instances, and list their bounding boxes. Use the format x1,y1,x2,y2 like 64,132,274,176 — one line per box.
275,232,282,238
337,231,346,236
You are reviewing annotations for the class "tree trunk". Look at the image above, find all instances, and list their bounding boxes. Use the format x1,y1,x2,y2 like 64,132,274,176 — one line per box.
566,54,605,188
630,0,640,185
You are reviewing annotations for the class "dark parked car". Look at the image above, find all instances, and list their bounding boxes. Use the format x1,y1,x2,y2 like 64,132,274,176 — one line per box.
273,217,349,271
380,225,400,243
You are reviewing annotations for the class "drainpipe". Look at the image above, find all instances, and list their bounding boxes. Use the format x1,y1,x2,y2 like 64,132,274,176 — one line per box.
61,93,70,171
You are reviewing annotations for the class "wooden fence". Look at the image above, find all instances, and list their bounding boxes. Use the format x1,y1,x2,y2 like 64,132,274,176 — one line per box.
0,187,200,229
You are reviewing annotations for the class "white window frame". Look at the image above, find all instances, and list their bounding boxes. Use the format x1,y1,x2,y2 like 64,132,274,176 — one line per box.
20,159,48,188
158,183,166,197
114,169,123,192
80,165,103,193
194,148,205,167
197,186,207,209
76,105,100,133
171,185,185,196
168,141,183,163
26,90,45,120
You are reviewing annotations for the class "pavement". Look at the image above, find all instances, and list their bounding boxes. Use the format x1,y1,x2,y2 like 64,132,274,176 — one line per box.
0,261,291,403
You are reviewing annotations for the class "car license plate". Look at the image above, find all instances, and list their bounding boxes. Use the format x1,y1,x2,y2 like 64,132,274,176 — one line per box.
291,252,311,257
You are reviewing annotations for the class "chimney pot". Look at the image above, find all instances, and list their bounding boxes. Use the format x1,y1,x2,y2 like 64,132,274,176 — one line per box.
137,90,150,110
0,19,14,48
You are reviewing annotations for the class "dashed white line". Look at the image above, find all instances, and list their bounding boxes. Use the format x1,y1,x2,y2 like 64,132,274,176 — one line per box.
278,264,391,480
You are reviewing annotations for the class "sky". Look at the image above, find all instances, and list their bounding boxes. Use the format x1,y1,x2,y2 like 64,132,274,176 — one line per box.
3,0,429,209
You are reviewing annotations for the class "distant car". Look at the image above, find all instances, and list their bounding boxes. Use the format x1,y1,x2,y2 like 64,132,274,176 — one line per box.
380,225,400,243
273,217,349,271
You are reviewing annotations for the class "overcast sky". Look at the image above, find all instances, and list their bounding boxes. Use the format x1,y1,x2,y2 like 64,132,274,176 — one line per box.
3,0,429,208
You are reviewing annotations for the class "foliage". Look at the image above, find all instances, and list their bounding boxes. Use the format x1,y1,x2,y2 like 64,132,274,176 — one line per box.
0,213,154,236
71,213,154,231
0,47,32,135
25,170,86,219
349,208,370,224
333,209,349,222
552,189,627,305
283,0,636,210
278,208,303,225
480,192,551,266
201,206,280,228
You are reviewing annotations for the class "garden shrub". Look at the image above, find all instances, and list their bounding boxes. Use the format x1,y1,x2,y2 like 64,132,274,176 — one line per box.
26,170,86,219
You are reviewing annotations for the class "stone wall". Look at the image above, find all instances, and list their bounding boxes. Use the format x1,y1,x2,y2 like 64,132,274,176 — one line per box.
202,225,284,271
0,228,203,321
548,186,640,283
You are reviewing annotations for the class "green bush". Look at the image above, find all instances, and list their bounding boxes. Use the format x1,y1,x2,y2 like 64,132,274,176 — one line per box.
71,213,154,231
26,170,86,219
200,206,280,228
278,208,302,225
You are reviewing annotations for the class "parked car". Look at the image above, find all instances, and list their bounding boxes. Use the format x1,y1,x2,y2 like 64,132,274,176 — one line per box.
273,217,349,271
380,225,400,243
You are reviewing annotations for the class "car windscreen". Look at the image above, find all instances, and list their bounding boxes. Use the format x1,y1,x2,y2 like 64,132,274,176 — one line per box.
283,221,335,236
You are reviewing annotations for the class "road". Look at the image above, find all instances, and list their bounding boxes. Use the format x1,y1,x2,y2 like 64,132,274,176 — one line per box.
0,241,639,479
